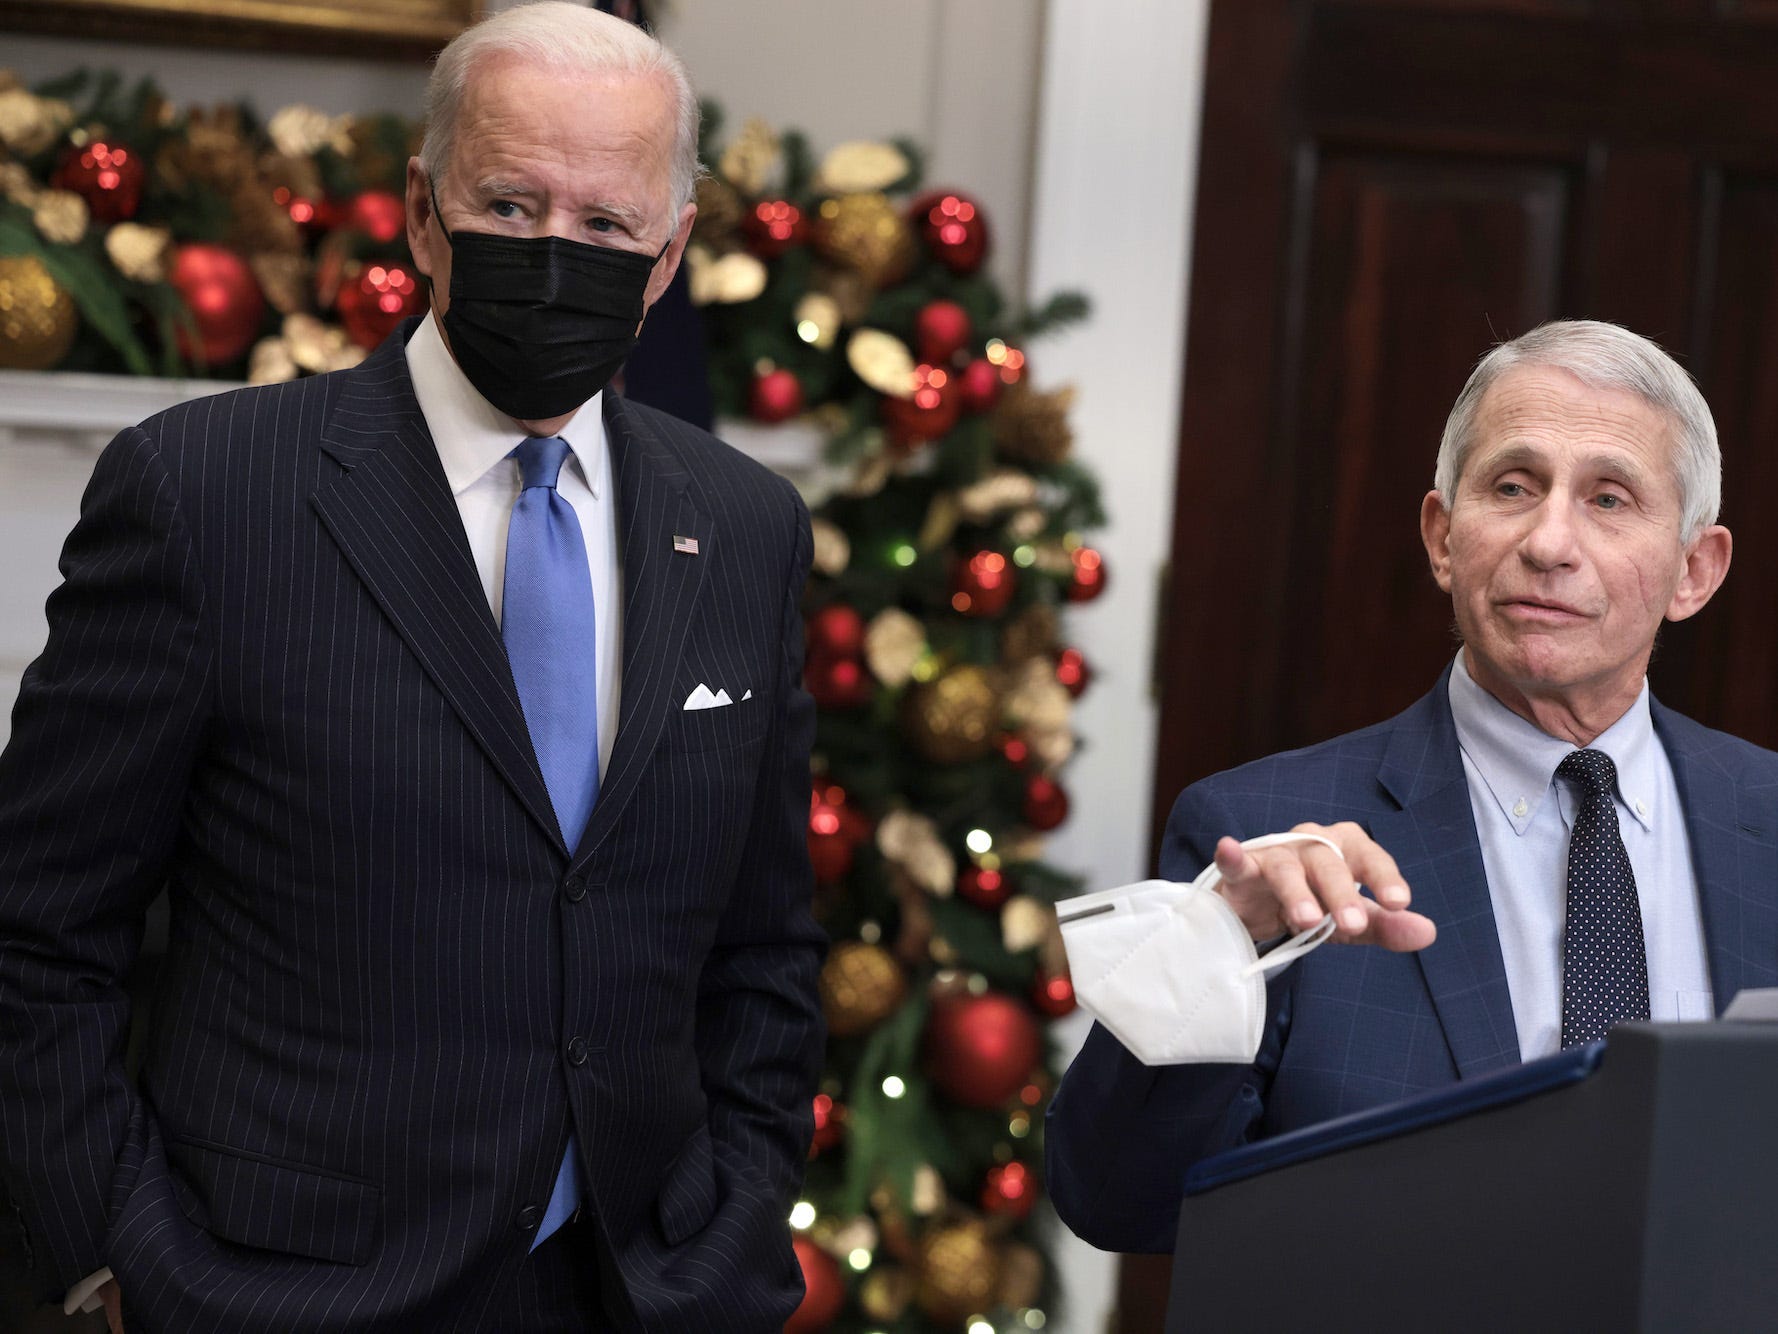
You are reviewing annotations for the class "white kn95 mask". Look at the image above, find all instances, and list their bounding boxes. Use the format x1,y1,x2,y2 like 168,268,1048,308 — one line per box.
1056,832,1342,1066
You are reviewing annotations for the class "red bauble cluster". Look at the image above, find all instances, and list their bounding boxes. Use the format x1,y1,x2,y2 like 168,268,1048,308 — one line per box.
957,356,1002,413
347,189,407,246
910,190,990,274
925,991,1041,1108
981,1160,1037,1220
808,1092,846,1159
54,140,145,223
1065,546,1108,602
881,362,958,447
750,366,805,423
914,298,972,364
168,243,265,367
805,603,872,710
809,780,870,883
958,864,1012,911
744,199,807,258
1022,774,1070,831
786,1236,845,1333
1056,647,1092,698
1031,968,1078,1017
337,261,423,350
951,549,1016,618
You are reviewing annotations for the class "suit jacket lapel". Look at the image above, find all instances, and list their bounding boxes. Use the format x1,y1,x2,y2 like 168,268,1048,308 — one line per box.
309,331,564,854
1656,701,1778,1011
572,395,713,867
1375,676,1523,1076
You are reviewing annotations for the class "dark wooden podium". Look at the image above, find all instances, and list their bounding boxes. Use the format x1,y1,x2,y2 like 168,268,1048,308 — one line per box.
1169,1023,1778,1333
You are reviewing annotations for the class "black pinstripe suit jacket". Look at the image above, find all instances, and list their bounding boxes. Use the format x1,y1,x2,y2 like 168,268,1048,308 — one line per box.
0,326,825,1331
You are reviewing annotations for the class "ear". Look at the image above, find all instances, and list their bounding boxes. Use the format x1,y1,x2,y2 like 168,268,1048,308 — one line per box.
1420,490,1454,593
1666,524,1732,623
642,200,698,313
406,157,438,280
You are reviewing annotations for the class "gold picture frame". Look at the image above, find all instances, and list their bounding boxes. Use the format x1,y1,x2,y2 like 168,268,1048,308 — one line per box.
0,0,480,60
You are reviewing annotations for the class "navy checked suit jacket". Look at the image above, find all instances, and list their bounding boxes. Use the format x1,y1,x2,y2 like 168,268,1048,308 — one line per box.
0,325,826,1330
1046,671,1778,1254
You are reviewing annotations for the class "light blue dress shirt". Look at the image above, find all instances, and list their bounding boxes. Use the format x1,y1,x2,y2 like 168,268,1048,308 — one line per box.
1447,653,1715,1059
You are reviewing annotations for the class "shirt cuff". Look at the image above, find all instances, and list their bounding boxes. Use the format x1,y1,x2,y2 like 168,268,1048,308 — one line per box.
64,1267,113,1316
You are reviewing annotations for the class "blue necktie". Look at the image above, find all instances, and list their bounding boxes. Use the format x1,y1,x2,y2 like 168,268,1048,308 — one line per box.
503,435,599,1250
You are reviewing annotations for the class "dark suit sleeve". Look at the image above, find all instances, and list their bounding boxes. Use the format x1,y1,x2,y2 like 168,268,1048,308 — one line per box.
1045,780,1297,1254
692,484,825,1223
0,427,212,1296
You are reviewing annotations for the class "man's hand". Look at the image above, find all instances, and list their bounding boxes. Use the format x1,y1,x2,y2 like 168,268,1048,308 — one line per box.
98,1279,123,1334
1212,821,1436,952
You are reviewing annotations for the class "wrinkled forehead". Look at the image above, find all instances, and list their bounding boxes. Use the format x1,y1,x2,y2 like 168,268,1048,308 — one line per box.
1466,364,1680,477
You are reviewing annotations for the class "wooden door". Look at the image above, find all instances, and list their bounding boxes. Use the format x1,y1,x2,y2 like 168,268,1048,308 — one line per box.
1135,1,1778,1328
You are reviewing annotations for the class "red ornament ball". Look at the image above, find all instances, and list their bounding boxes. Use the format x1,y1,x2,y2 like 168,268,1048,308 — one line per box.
808,785,855,884
54,140,145,223
808,603,865,660
347,189,407,246
1031,968,1078,1017
750,366,806,423
786,1235,845,1333
914,299,973,364
272,185,320,229
169,243,265,367
337,260,423,350
806,654,873,710
1056,647,1092,698
1022,775,1070,831
998,733,1031,768
925,991,1042,1108
881,362,959,448
1065,546,1108,603
808,1091,846,1158
958,865,1012,911
951,549,1017,619
958,357,1003,414
981,1161,1037,1220
743,199,807,258
911,190,991,274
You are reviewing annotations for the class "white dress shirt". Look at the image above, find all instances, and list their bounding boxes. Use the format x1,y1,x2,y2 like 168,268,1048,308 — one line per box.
1448,651,1714,1060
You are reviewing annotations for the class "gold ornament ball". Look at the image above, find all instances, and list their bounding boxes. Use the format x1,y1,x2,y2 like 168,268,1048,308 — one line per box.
818,940,907,1038
0,255,78,371
813,192,916,289
902,663,1000,765
858,1266,915,1321
916,1220,1002,1324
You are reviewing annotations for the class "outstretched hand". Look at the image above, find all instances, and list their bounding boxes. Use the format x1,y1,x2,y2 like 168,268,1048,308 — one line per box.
1212,821,1436,952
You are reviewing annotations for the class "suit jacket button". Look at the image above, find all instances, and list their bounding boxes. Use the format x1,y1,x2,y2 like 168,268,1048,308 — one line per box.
567,1036,589,1065
516,1204,542,1232
563,874,586,903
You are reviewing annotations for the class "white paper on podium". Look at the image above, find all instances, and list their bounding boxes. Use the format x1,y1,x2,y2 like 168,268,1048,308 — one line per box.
1723,988,1778,1021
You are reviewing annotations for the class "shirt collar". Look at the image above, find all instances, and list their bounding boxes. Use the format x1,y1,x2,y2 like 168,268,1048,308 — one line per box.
405,312,609,501
1447,650,1657,836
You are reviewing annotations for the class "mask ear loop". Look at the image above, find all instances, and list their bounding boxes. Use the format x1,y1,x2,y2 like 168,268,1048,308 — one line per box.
1182,831,1346,979
427,178,455,245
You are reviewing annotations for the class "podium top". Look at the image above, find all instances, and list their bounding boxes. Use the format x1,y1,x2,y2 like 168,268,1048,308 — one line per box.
1183,1040,1604,1195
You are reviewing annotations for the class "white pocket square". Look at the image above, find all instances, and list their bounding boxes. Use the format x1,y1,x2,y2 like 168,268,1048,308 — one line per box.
684,684,743,711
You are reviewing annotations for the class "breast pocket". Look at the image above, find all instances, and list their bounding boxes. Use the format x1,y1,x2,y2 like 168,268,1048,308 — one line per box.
661,694,771,752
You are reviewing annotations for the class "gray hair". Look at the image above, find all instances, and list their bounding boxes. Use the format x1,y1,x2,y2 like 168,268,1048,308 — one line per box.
1434,320,1721,542
419,1,702,218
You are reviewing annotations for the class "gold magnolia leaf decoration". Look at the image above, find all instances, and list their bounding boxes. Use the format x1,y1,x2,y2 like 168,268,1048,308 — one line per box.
846,328,916,397
816,139,909,194
0,160,38,206
105,222,171,283
844,448,892,498
32,190,88,245
1007,505,1047,542
266,104,354,159
247,335,298,385
248,252,313,316
792,291,842,350
877,809,956,897
810,517,851,576
917,493,959,552
863,608,925,687
718,116,780,195
956,468,1040,523
1000,896,1054,955
910,1164,946,1216
0,88,74,156
684,245,768,305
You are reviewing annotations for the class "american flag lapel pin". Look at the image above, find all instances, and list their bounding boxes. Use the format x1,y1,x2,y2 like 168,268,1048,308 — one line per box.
673,535,700,555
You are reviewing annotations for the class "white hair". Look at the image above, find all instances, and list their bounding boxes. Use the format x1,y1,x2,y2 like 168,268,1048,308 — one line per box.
419,1,702,215
1434,320,1721,542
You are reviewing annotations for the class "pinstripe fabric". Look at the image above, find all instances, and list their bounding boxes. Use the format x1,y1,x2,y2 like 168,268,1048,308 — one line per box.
0,324,825,1331
1047,667,1778,1254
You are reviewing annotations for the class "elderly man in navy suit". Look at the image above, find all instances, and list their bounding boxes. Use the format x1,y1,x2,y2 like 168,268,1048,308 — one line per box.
1049,319,1776,1256
0,5,825,1330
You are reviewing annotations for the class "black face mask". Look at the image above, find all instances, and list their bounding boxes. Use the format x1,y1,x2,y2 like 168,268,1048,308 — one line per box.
430,184,668,421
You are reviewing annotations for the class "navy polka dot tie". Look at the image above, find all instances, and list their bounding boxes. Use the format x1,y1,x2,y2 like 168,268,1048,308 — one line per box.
1557,749,1650,1047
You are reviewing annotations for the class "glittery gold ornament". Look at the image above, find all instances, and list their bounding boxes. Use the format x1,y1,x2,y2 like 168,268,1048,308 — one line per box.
877,809,956,898
0,88,74,156
816,140,910,194
684,245,767,305
957,469,1040,523
247,335,298,385
915,1220,1001,1324
810,518,850,576
32,190,88,245
859,1267,915,1321
816,266,873,325
228,180,303,255
103,221,171,283
718,117,780,195
863,608,925,687
903,664,1000,765
1000,896,1054,955
282,312,333,373
818,940,907,1038
994,382,1078,467
266,104,353,159
0,255,77,370
249,252,312,316
792,291,842,350
1000,605,1060,665
846,328,916,398
813,193,915,288
998,1243,1046,1309
692,175,744,245
155,107,254,196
